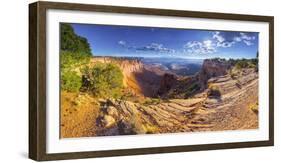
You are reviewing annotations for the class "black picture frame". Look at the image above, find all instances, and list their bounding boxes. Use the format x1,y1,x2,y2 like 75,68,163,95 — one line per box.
29,1,274,161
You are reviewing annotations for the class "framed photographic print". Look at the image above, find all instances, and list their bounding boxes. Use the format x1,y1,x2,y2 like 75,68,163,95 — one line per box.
29,1,274,161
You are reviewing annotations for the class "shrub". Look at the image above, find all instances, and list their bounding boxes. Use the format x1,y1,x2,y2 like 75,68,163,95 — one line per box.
230,69,237,79
207,84,221,98
188,83,200,92
143,98,161,105
82,62,124,98
142,123,159,134
60,51,90,92
230,72,236,79
61,51,91,70
184,82,201,98
249,102,258,113
61,71,82,92
235,60,249,69
250,58,258,66
234,59,258,70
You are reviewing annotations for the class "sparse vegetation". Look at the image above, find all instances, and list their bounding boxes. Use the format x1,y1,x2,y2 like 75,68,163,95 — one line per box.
121,113,145,135
61,71,82,92
143,98,161,105
184,82,201,98
249,102,258,113
229,57,259,79
60,91,100,138
229,58,258,70
230,70,237,79
61,51,91,70
235,59,249,69
142,123,159,134
82,62,124,98
207,84,221,98
124,113,159,134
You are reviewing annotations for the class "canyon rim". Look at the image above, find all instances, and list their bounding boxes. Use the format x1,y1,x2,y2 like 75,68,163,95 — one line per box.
60,23,259,138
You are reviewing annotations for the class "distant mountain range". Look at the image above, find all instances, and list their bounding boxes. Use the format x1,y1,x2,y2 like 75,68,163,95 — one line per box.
93,56,203,76
140,57,203,76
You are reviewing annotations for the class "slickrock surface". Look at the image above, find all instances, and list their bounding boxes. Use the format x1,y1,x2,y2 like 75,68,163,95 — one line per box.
94,68,258,136
61,58,258,138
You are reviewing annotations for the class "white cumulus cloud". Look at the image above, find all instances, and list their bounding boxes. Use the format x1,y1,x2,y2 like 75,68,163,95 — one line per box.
243,40,254,46
212,31,236,48
118,41,175,54
118,40,126,46
234,33,256,46
137,43,175,53
213,31,225,43
184,40,216,55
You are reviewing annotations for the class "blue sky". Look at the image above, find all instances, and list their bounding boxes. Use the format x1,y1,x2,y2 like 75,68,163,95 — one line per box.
70,23,259,59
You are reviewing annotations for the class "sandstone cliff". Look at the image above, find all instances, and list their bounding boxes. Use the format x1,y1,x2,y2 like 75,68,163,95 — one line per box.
95,66,258,136
197,58,232,89
90,57,165,97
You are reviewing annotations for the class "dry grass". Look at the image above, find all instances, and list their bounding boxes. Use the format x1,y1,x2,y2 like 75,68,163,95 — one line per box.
126,113,159,134
249,102,259,114
142,123,159,134
60,91,100,138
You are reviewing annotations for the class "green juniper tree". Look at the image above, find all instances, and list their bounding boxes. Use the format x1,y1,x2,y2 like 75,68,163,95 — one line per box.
60,23,92,92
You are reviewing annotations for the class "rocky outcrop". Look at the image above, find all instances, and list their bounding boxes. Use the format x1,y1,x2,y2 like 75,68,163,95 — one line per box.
90,57,164,97
95,97,207,136
197,59,232,89
157,59,233,98
61,56,259,137
95,66,258,136
89,58,233,98
158,73,177,96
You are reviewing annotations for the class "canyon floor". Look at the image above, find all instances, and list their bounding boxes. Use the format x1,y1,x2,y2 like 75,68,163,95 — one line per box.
60,59,258,138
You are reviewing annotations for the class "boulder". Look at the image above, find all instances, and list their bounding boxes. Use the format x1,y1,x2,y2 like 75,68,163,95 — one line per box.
103,115,116,128
107,106,119,118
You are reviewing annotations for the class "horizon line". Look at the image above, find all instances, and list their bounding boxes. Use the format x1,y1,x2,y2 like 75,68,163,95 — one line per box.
92,54,257,60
